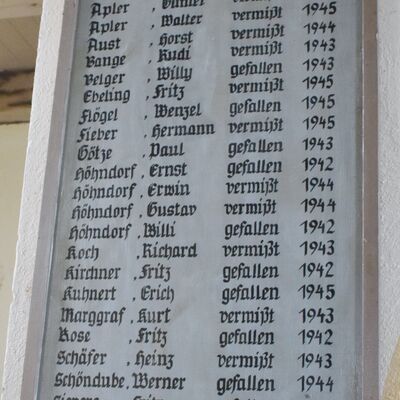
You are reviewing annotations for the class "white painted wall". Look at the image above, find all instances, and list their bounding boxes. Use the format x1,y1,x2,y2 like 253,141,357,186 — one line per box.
0,124,28,386
378,0,400,396
1,1,67,399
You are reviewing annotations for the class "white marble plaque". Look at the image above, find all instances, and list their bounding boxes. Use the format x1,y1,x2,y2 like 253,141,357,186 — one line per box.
36,1,362,399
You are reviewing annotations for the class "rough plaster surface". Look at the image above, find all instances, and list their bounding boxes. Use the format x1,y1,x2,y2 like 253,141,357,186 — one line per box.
0,124,28,386
378,0,400,395
0,1,65,399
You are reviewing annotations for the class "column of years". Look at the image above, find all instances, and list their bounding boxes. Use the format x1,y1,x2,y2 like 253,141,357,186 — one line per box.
297,1,338,395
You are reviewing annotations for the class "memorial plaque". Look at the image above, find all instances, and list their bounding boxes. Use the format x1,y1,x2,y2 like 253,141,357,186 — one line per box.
35,1,363,399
